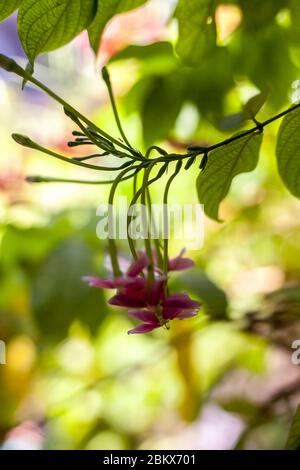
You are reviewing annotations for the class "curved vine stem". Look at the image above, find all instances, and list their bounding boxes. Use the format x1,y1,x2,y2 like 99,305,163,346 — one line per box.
0,55,136,155
107,165,145,276
146,188,164,270
127,162,169,260
163,161,183,276
141,166,156,283
102,67,134,151
26,167,142,185
12,134,134,172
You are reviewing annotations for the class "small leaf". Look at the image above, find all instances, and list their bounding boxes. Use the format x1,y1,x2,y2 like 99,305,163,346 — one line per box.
217,112,246,131
286,405,300,450
110,41,174,63
276,106,300,198
243,90,268,119
197,132,263,221
0,0,22,22
18,0,97,65
220,399,259,417
174,0,217,65
88,0,148,55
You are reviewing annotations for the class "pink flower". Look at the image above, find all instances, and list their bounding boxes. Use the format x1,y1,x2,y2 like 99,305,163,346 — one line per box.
127,293,201,334
83,249,201,334
108,277,165,308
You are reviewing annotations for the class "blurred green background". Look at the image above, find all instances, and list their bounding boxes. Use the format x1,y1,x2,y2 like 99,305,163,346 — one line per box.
1,0,300,450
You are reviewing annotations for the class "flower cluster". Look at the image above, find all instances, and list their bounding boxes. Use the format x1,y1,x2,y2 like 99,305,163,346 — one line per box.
83,250,201,334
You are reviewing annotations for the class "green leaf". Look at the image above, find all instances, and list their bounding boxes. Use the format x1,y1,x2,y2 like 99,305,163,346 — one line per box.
174,270,228,319
240,0,287,31
0,0,22,22
286,405,300,450
220,399,259,418
243,90,268,120
18,0,97,65
197,132,263,221
32,239,107,341
276,106,300,198
88,0,148,55
290,0,300,42
238,24,297,107
174,0,217,65
141,72,186,146
110,41,174,63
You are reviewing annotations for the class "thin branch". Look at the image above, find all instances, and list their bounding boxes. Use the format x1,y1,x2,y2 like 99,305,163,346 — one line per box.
188,102,300,157
0,55,135,155
102,66,133,150
26,171,140,184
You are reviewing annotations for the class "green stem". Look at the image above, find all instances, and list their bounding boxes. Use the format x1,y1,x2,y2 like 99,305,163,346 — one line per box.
145,145,168,159
163,161,183,276
108,165,144,276
141,166,156,283
26,170,141,185
12,134,133,172
127,162,168,259
102,67,133,150
146,187,164,270
2,54,300,167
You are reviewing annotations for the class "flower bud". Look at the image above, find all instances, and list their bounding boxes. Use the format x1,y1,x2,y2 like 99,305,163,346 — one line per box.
12,134,35,148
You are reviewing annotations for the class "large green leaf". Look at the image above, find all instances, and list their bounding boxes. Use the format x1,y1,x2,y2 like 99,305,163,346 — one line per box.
0,0,22,22
276,106,300,198
32,239,107,341
88,0,148,55
141,72,186,146
286,405,300,450
174,0,217,65
18,0,97,65
197,132,263,221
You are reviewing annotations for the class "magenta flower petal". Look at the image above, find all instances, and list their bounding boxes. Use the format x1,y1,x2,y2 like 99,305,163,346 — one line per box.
162,292,201,320
163,306,182,320
108,292,146,308
163,293,201,310
82,276,145,289
127,323,160,334
148,279,166,305
168,249,195,271
85,248,199,334
82,276,118,289
176,309,199,319
127,309,158,324
127,252,149,277
121,277,146,289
